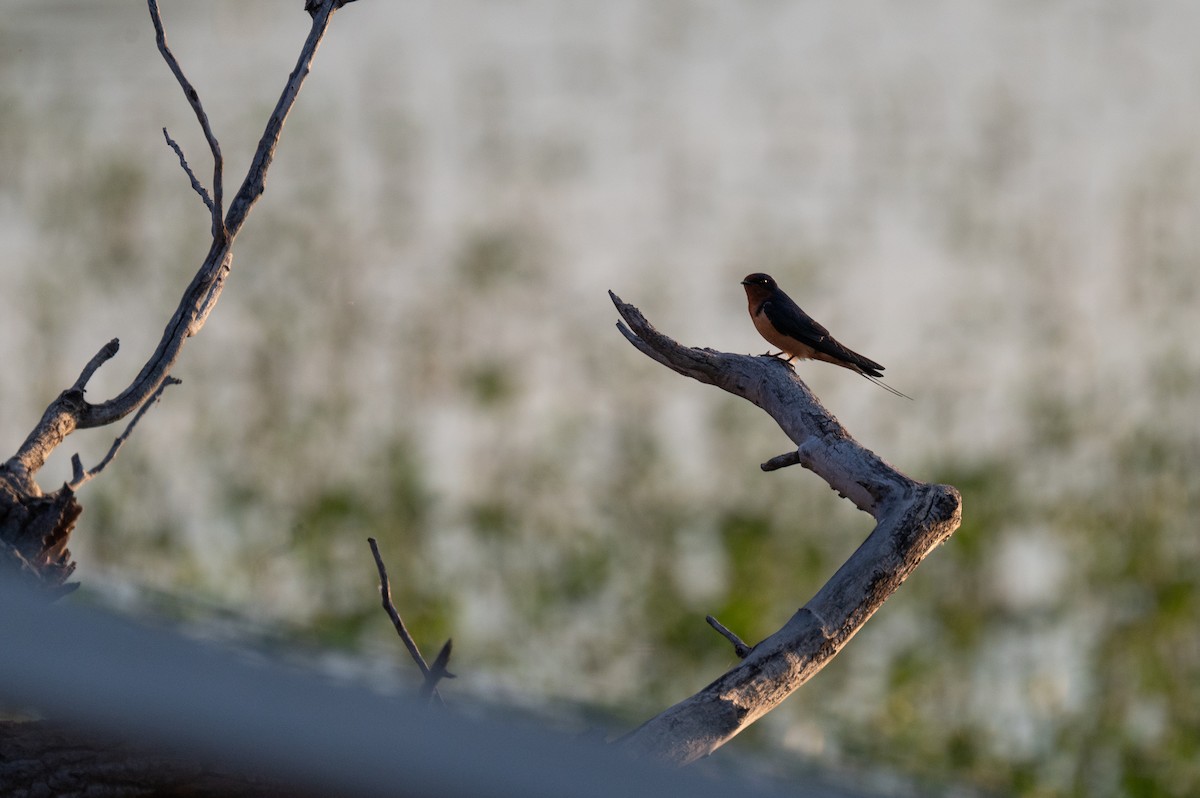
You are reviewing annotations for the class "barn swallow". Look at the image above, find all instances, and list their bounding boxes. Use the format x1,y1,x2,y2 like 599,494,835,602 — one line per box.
741,272,910,398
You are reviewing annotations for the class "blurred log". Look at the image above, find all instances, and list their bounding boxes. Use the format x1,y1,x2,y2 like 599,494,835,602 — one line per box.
0,721,298,798
610,291,962,765
0,582,755,798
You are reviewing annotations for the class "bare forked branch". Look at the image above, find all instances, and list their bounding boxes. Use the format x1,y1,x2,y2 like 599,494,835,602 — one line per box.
0,1,360,595
609,292,961,765
5,1,354,484
148,0,224,241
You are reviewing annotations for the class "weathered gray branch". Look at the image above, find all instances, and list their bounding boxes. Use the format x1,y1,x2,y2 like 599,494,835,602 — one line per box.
610,291,962,765
162,127,216,215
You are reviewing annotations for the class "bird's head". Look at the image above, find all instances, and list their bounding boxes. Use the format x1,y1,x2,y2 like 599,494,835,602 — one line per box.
741,273,776,289
741,272,777,301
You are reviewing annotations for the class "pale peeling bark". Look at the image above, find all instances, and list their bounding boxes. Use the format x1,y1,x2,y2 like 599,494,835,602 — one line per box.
610,292,962,765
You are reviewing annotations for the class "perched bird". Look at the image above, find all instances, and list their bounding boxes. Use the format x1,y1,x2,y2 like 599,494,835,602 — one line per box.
741,272,910,398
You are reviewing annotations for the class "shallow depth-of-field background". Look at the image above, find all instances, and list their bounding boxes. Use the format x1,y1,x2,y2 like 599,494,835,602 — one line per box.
3,2,1199,795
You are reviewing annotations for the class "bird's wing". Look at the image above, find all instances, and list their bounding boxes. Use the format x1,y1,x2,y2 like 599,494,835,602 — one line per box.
761,297,832,348
763,297,886,376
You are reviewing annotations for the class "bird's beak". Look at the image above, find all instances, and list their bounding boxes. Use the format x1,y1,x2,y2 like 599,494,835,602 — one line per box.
740,279,751,286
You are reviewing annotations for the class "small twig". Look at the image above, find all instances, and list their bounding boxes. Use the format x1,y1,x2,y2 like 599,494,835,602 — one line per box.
705,616,752,659
70,340,121,393
368,538,448,704
162,128,215,214
148,0,225,240
68,377,181,491
760,451,802,472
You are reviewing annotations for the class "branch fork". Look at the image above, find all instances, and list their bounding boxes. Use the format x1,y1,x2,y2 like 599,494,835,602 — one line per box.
610,291,961,764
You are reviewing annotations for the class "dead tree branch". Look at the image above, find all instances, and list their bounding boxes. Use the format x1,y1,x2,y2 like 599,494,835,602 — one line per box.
609,291,962,765
0,0,358,592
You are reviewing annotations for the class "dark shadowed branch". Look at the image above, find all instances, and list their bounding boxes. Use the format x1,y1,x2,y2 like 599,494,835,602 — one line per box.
368,538,454,704
610,291,962,765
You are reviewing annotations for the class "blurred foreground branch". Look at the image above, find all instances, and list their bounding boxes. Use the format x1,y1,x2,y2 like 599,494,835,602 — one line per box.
0,581,764,798
0,0,356,594
610,291,962,765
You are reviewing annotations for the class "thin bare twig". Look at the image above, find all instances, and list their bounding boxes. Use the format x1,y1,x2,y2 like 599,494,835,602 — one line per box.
148,0,224,240
68,377,180,491
162,128,215,214
760,451,802,472
704,616,751,659
367,538,451,704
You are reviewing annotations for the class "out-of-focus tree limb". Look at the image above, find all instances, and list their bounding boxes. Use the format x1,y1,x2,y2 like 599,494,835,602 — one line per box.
0,582,779,798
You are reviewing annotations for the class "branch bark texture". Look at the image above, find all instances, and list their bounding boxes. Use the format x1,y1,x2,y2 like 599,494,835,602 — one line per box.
610,292,962,765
